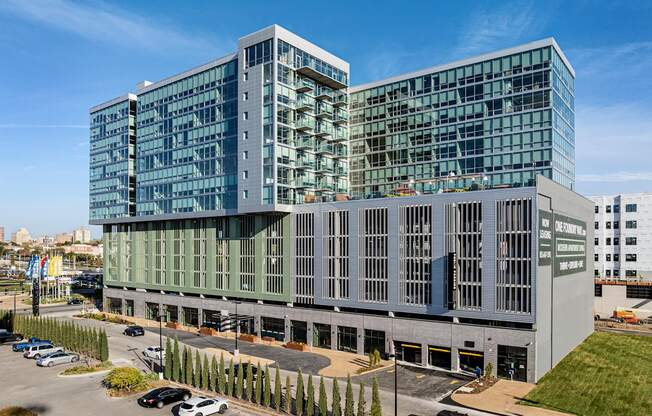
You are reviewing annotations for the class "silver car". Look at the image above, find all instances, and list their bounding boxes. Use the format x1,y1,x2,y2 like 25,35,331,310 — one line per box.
36,351,80,367
23,343,63,359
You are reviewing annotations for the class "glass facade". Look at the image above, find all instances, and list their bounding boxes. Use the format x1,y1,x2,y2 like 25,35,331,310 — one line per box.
135,59,238,216
349,45,575,199
89,97,136,221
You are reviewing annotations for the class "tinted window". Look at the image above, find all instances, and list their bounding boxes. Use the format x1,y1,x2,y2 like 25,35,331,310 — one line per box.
180,404,193,409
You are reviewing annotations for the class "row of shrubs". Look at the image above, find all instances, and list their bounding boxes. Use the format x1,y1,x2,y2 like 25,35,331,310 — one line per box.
0,310,109,362
163,336,383,416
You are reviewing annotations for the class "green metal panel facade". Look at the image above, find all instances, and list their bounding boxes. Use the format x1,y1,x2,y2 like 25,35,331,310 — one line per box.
103,214,292,302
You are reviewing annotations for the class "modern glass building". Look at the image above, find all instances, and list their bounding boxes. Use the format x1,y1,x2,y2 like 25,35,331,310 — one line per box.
90,26,590,383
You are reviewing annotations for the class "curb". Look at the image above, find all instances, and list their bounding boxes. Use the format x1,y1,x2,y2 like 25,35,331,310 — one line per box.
57,368,113,378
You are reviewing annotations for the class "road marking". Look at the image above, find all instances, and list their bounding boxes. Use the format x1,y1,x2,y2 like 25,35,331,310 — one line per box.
416,374,425,379
450,380,459,384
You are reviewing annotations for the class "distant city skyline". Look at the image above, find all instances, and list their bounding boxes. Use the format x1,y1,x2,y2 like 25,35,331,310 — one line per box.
2,0,652,236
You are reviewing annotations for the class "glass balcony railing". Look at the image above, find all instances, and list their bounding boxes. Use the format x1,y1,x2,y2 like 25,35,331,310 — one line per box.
333,93,348,107
317,142,335,155
296,158,316,170
314,87,333,101
315,122,333,136
295,177,316,188
295,94,315,112
333,110,348,124
332,127,347,141
296,116,315,131
333,144,348,158
316,102,333,119
296,78,316,92
296,135,315,149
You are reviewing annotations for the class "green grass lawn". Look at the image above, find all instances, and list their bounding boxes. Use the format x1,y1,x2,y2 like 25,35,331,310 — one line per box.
523,331,652,416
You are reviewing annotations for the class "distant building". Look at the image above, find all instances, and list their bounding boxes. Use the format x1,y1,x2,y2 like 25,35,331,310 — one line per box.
591,193,652,281
72,227,92,244
11,227,32,245
64,244,102,256
36,235,55,248
0,226,4,242
55,233,73,244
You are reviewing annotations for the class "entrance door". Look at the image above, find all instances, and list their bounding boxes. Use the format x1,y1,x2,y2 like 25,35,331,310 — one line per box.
313,323,331,348
291,321,308,344
497,345,528,382
395,341,421,364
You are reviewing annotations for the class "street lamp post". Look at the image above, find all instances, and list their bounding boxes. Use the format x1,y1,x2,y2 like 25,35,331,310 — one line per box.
157,313,164,379
233,301,241,360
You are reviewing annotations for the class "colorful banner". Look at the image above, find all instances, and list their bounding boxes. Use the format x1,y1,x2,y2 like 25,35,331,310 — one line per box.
40,256,49,278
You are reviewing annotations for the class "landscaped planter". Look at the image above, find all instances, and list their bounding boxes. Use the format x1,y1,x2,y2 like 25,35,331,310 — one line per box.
239,334,257,343
285,341,308,352
262,336,276,345
166,322,182,330
199,327,218,336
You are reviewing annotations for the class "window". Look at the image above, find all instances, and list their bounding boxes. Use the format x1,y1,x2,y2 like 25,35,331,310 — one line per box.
594,206,599,214
594,269,599,277
594,221,599,230
242,190,249,199
594,284,602,297
242,171,248,179
243,92,249,101
626,220,637,229
606,238,611,245
614,269,620,277
614,221,619,229
614,253,620,262
242,151,249,160
595,238,599,246
626,253,637,262
606,270,611,277
594,254,599,261
606,221,611,229
626,285,652,299
625,269,638,277
243,72,249,81
626,203,637,212
614,237,620,245
606,205,612,213
626,237,637,246
243,112,249,120
614,205,620,213
606,254,611,261
243,131,249,140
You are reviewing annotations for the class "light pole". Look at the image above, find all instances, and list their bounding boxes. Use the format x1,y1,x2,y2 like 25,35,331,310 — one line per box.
389,316,398,416
233,301,241,360
157,313,164,379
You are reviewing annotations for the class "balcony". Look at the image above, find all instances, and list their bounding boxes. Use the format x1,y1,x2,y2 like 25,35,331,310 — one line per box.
296,66,347,90
333,145,348,159
295,94,315,112
296,117,315,132
333,93,348,107
316,161,335,174
296,135,315,150
314,87,333,101
295,77,315,92
331,127,347,142
334,165,348,176
317,142,335,155
315,179,336,192
315,102,334,119
296,158,316,170
295,178,316,189
315,122,333,137
333,110,348,124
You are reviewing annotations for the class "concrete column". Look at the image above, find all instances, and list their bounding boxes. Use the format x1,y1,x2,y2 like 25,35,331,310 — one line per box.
331,324,337,351
197,307,203,328
306,321,314,347
254,314,261,336
450,346,460,372
421,344,429,367
284,317,291,343
357,326,364,354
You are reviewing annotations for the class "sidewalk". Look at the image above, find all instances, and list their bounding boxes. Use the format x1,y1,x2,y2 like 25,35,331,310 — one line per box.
452,379,572,416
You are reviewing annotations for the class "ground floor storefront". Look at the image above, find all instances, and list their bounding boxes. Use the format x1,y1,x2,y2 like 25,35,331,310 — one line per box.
105,286,539,382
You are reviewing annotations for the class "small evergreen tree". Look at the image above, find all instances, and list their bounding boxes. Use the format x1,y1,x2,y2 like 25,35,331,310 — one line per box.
236,360,244,399
245,360,254,402
306,373,315,416
193,350,202,387
164,337,173,380
370,378,381,416
100,330,109,362
184,347,193,386
218,353,226,394
263,364,272,408
373,350,381,367
332,378,342,416
210,355,218,391
274,364,282,411
345,374,355,416
318,376,328,416
357,382,366,416
202,354,210,390
284,375,292,414
227,359,235,397
296,368,305,416
254,362,263,405
172,337,181,382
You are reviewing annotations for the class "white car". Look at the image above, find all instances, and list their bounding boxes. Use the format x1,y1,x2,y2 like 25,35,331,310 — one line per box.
23,343,63,359
178,396,229,416
142,346,165,361
36,351,80,367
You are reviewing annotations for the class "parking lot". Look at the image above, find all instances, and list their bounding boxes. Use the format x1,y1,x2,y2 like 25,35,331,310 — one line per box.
0,344,258,416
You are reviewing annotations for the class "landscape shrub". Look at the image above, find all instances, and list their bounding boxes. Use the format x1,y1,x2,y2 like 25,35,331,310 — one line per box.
103,367,148,392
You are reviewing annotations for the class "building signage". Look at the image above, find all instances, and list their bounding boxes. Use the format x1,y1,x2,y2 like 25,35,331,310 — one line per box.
539,210,587,276
538,210,553,266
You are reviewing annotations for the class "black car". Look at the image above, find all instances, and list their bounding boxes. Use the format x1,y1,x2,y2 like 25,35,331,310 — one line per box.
226,362,263,380
138,387,191,408
0,332,23,344
67,298,83,305
123,326,145,337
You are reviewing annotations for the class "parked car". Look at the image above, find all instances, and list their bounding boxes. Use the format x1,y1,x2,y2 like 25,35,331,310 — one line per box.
36,351,80,367
12,338,50,352
138,387,191,409
0,332,23,344
142,346,165,361
123,326,145,337
67,298,83,305
225,362,263,381
23,343,63,359
178,396,228,416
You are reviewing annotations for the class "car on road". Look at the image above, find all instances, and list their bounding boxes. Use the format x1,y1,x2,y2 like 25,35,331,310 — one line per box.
123,326,145,337
23,343,63,359
36,351,80,367
178,396,228,416
138,387,191,409
12,338,51,352
0,332,23,344
142,346,165,361
225,362,263,381
67,298,83,305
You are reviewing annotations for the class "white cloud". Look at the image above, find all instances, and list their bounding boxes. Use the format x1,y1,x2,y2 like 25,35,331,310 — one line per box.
0,0,230,55
454,1,543,56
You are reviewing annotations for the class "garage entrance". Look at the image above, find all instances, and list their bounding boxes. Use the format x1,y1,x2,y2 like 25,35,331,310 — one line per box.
459,349,484,373
428,345,451,369
394,341,422,365
497,345,528,382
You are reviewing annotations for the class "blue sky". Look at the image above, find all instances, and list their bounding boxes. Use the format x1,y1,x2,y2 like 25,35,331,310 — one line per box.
1,0,651,239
